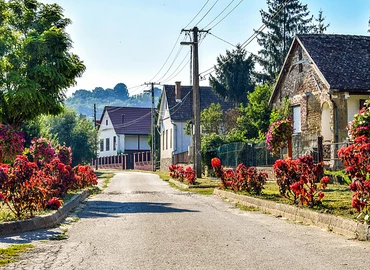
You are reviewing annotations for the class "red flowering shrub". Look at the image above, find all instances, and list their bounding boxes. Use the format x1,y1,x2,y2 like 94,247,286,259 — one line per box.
184,166,196,185
211,158,267,194
72,165,98,190
273,155,327,207
0,156,47,218
169,164,196,184
30,137,55,166
55,144,72,165
45,197,63,210
338,135,370,220
168,164,185,182
0,124,25,163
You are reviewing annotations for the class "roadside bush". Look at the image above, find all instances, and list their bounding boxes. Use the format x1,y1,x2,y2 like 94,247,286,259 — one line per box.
273,155,328,207
338,135,370,221
30,137,55,166
168,164,196,185
266,118,293,156
72,165,98,190
55,144,73,165
211,157,267,194
0,124,25,163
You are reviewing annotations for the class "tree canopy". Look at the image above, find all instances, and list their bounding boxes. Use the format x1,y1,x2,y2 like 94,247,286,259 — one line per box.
0,0,85,128
209,44,255,105
256,0,313,82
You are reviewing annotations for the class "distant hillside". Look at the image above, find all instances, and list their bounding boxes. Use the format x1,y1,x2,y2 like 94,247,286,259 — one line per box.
65,83,162,118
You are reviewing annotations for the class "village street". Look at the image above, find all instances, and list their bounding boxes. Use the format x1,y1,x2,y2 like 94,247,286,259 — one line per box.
2,172,370,269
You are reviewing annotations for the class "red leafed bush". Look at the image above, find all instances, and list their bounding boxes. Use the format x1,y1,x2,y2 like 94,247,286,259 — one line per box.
211,158,267,194
273,155,327,207
338,135,370,220
168,164,185,182
169,164,196,184
184,166,196,185
72,165,98,190
0,156,47,219
45,197,63,210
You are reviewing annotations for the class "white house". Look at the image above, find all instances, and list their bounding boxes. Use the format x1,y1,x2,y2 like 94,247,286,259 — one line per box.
98,106,151,157
158,82,234,171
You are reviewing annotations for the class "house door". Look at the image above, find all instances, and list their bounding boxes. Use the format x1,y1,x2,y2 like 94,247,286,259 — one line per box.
321,102,331,141
125,153,134,169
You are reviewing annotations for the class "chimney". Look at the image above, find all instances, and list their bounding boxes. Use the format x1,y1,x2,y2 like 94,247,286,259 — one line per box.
175,81,181,102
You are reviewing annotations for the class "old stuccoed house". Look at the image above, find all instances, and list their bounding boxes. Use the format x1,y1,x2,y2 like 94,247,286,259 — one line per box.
269,34,370,169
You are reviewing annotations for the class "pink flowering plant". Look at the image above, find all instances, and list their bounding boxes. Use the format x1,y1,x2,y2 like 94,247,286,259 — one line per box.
0,124,25,163
30,137,55,166
266,118,294,156
347,100,370,140
55,144,72,165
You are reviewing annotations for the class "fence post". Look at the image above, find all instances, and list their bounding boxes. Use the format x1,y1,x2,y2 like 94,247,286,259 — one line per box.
317,136,323,163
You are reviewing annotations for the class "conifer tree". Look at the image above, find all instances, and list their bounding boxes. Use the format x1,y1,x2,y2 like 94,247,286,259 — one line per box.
256,0,313,83
312,9,330,34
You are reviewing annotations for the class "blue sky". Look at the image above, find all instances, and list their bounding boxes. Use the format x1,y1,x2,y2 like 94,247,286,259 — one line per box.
39,0,370,96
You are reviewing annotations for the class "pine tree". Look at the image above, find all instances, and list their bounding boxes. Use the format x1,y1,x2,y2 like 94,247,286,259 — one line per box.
312,9,330,33
256,0,314,83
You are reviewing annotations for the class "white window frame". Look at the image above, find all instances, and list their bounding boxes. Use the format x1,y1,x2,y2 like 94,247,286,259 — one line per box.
293,106,301,133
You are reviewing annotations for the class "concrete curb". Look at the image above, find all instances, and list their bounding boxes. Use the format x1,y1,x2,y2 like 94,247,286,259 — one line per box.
213,189,370,241
0,189,91,236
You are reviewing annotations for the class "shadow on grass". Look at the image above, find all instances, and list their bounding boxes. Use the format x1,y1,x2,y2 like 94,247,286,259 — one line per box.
79,201,199,219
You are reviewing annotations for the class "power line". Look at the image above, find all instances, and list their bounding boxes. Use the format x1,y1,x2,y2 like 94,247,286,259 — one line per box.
208,32,236,47
207,0,244,30
203,0,235,29
183,0,210,29
195,0,219,26
199,0,291,78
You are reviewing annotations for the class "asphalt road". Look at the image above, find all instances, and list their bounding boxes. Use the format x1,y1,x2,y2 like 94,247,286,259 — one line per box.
2,171,370,270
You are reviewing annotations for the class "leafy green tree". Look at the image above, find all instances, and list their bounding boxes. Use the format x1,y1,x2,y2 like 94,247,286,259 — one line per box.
200,103,223,134
237,84,273,140
256,0,313,82
0,0,85,128
312,9,330,33
209,44,255,105
113,83,129,101
270,96,291,124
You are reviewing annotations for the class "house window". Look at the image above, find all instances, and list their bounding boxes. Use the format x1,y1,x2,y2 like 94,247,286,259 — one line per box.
293,106,301,133
166,129,168,150
113,136,116,151
298,47,303,73
106,138,110,151
100,139,104,151
106,119,108,125
162,131,165,150
170,128,172,149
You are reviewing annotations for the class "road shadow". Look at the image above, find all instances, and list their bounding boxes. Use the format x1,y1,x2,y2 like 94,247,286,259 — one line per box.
79,201,199,218
0,228,65,246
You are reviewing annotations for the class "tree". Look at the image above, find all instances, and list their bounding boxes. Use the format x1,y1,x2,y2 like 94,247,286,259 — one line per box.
0,0,85,129
256,0,313,82
209,44,255,105
200,103,223,134
237,84,273,140
113,83,129,101
312,9,330,33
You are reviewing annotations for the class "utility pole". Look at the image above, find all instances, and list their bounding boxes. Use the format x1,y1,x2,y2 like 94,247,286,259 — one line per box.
144,82,160,172
181,26,208,178
94,104,98,170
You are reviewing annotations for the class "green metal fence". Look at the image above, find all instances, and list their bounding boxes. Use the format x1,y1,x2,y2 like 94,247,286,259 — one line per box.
215,141,278,167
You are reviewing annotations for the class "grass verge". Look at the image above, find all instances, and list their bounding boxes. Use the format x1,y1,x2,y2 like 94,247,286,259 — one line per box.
0,244,34,266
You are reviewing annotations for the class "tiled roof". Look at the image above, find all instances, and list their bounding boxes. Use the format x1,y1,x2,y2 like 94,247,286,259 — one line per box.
102,106,151,135
164,84,235,121
297,34,370,91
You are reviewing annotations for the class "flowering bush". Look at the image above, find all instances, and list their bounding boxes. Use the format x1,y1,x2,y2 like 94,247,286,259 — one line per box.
168,164,185,182
55,144,72,165
338,135,370,221
72,165,98,190
211,158,267,194
168,164,196,184
266,118,294,156
45,197,63,210
347,101,370,140
273,155,327,207
0,156,47,218
0,124,25,163
30,137,55,166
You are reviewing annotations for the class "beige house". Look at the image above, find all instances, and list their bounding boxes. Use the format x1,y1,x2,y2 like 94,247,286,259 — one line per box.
269,34,370,168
